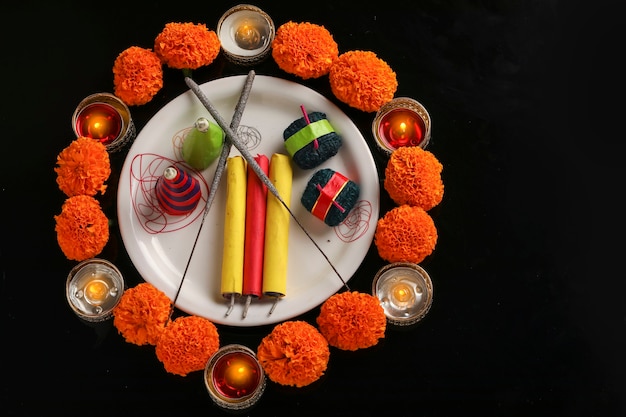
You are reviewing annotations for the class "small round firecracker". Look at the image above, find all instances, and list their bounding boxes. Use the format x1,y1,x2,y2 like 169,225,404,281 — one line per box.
256,320,330,387
54,195,109,262
155,315,220,377
55,136,111,197
384,146,444,211
155,166,202,216
374,204,438,264
301,168,360,227
182,117,224,170
154,22,221,70
113,46,164,106
316,291,387,351
283,107,342,169
329,50,398,112
112,282,172,346
271,21,339,79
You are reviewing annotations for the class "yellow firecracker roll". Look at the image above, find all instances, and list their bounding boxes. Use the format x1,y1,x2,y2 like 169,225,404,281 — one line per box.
220,156,247,299
262,153,293,300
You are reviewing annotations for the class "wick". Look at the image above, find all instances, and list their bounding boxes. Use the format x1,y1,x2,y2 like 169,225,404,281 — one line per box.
300,104,311,124
316,184,345,212
185,76,350,292
268,297,280,316
225,294,236,317
301,104,318,150
242,295,252,318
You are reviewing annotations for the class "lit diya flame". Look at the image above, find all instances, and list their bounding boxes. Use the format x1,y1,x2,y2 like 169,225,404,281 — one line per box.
390,281,416,308
235,20,263,49
205,345,266,411
75,102,123,145
372,262,433,327
378,108,426,148
372,97,432,153
65,258,125,322
83,279,112,306
214,353,261,397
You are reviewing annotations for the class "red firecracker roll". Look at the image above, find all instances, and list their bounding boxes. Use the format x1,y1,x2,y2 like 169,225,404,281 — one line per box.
242,154,270,317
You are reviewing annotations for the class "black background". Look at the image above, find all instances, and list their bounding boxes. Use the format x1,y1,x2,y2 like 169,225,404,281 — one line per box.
2,1,624,416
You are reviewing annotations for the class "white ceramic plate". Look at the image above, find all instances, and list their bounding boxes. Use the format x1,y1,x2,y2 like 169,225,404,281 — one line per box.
117,75,379,327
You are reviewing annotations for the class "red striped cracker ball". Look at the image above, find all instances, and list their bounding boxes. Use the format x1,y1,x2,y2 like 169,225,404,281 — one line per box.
300,168,360,227
155,166,202,215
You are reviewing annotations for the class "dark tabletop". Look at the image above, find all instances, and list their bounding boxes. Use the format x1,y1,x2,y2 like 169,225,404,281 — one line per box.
2,1,625,416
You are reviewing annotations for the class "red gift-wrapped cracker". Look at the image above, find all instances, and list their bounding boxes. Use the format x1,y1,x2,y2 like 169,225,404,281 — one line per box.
301,168,360,227
242,154,269,317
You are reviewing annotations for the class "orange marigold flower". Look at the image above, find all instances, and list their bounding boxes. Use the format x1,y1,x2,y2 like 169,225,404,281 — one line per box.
113,46,163,106
54,195,109,261
112,282,172,346
329,50,398,112
155,315,220,376
257,320,329,387
384,146,444,210
55,136,111,197
271,21,339,79
374,204,438,264
154,22,221,70
316,291,386,351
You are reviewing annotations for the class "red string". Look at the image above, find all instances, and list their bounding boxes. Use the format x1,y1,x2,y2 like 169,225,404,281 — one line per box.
300,104,319,150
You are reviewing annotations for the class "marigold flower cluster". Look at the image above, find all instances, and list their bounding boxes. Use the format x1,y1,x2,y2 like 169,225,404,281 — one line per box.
112,282,172,346
155,315,220,377
113,46,164,106
329,50,398,112
271,21,339,79
54,195,110,261
374,204,438,264
54,137,111,261
317,291,386,351
272,22,398,112
55,136,111,197
384,146,444,211
154,22,221,70
112,22,220,106
375,146,443,263
112,282,222,378
257,321,330,387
